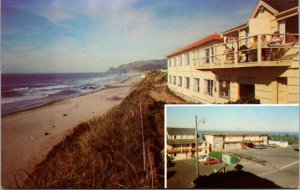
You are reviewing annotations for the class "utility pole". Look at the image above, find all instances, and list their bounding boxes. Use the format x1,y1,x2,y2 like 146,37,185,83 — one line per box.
139,103,146,172
195,115,199,177
195,116,205,178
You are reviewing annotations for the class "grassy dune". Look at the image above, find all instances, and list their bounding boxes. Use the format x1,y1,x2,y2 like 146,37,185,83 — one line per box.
23,70,184,188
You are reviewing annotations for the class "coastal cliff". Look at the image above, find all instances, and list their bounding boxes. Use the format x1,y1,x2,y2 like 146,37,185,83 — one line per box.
23,70,185,188
107,59,167,73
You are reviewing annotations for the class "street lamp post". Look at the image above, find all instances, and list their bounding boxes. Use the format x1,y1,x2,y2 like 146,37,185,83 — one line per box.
195,116,199,177
195,115,205,177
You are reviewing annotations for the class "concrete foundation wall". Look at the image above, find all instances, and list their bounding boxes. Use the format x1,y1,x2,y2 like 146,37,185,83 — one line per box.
224,143,242,150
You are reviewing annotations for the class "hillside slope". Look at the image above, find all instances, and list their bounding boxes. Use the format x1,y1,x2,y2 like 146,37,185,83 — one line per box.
107,59,167,73
23,70,184,188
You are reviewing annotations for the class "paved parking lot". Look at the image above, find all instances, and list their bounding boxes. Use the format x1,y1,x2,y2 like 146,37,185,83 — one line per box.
167,159,197,188
227,147,299,188
167,159,234,188
167,147,299,188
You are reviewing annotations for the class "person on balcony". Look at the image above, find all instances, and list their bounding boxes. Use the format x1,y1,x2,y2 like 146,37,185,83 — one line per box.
250,36,258,48
238,44,249,62
269,31,284,60
261,35,269,47
224,37,234,64
269,31,283,47
261,35,269,61
249,36,258,61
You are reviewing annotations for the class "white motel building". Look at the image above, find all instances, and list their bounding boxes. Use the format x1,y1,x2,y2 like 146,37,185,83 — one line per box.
166,0,299,104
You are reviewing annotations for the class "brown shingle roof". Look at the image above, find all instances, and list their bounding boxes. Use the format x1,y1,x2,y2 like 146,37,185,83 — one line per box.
204,132,269,136
167,127,195,136
262,0,298,12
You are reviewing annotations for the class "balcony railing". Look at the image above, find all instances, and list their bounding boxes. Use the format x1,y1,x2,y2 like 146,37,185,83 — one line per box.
194,33,299,69
167,147,205,154
223,139,263,144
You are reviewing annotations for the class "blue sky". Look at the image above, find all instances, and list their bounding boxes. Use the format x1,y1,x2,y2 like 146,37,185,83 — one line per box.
167,106,299,132
1,0,258,73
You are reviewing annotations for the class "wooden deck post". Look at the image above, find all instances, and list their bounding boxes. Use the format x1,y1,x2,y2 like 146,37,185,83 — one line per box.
234,40,238,66
257,34,262,64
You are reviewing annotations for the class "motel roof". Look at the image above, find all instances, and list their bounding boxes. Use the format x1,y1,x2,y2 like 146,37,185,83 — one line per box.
262,0,298,12
222,0,299,35
167,127,195,136
204,132,269,136
165,34,223,58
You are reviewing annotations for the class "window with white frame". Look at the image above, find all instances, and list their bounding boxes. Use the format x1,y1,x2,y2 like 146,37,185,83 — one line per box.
211,47,214,64
173,57,176,67
193,51,197,65
193,78,200,92
204,79,213,96
185,77,190,89
186,53,189,65
205,48,210,64
173,76,176,85
178,55,182,66
196,50,200,65
178,76,182,87
219,75,230,99
245,30,249,47
169,75,172,84
198,50,203,65
168,59,171,67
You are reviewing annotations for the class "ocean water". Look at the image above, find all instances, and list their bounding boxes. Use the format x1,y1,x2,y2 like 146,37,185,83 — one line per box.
199,130,299,137
1,72,137,116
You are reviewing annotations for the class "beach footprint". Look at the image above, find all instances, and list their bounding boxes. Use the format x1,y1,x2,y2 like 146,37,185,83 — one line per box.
45,132,51,136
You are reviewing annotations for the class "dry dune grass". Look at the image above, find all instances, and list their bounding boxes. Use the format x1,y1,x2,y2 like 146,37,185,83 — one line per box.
23,70,170,188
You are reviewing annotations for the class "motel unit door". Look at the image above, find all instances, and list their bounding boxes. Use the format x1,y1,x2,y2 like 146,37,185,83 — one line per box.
238,77,255,99
277,77,288,104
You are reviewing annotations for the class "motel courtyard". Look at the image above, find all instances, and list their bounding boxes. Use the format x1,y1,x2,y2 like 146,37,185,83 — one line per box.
167,146,299,188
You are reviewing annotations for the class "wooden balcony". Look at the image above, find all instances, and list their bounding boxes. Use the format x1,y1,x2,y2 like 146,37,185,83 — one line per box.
223,139,263,144
167,147,204,154
194,34,298,70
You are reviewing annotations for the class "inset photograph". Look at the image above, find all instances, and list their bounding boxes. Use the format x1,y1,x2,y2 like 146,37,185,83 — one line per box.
166,105,299,188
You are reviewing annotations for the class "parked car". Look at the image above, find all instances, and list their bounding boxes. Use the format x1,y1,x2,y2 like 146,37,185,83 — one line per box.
203,157,220,165
199,156,209,162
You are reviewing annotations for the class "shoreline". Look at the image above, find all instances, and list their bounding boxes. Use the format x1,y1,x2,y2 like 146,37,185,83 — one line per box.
1,74,143,188
1,74,142,118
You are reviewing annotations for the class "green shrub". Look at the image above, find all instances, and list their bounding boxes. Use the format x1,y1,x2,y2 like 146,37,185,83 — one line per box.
231,156,240,164
209,151,240,164
209,151,222,160
227,97,260,104
167,155,174,167
268,134,299,145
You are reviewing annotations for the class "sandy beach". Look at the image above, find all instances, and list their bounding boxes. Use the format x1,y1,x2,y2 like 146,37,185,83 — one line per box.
1,75,143,188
